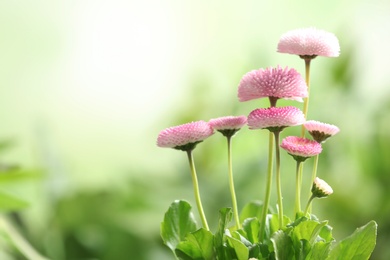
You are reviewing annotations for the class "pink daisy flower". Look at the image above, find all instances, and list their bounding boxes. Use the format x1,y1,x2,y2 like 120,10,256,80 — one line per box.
209,115,247,137
312,177,333,198
280,136,322,161
247,106,305,132
277,27,340,58
237,66,308,103
157,121,214,151
304,120,340,143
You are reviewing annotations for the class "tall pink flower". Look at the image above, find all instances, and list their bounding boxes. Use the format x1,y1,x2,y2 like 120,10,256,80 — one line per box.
209,115,247,137
237,66,308,103
277,27,340,58
247,106,305,132
280,136,322,162
304,120,340,143
157,121,214,151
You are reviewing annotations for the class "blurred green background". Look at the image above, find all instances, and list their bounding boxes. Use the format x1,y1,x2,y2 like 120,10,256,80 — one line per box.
0,0,390,259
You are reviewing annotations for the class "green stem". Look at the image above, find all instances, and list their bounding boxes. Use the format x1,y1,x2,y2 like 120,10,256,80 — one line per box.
304,194,315,217
307,154,319,214
274,131,283,229
227,136,241,230
259,132,274,241
295,161,303,216
0,215,50,260
301,58,312,137
186,150,209,231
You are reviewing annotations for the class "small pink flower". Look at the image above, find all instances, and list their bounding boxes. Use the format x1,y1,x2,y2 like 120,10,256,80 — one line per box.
209,116,247,130
209,115,247,137
237,66,308,102
277,27,340,58
280,136,322,161
247,106,305,132
157,121,214,151
304,120,340,143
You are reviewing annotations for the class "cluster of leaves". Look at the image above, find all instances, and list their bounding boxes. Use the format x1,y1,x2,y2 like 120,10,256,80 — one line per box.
161,200,377,260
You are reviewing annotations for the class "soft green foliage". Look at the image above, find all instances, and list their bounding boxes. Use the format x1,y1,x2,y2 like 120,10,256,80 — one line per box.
0,168,43,212
271,230,294,260
161,201,377,260
161,200,197,255
176,228,215,260
0,191,28,211
239,201,264,223
327,220,377,260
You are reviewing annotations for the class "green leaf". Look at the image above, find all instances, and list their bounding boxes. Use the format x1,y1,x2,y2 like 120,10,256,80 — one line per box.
176,228,214,260
327,220,377,260
307,241,332,260
231,230,252,247
248,244,263,259
0,191,28,211
289,219,328,259
243,217,260,244
226,234,249,260
319,224,334,243
239,201,263,223
271,230,295,260
214,207,232,260
161,200,197,254
293,220,328,244
266,214,291,240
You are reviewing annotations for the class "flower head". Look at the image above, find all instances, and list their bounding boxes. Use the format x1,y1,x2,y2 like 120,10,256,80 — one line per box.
280,136,322,162
247,106,305,132
209,115,247,137
157,121,214,151
277,27,340,58
304,120,340,143
238,66,308,103
312,177,333,198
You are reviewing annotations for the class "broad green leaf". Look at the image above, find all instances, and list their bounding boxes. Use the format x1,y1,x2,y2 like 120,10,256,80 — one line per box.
307,241,332,260
327,220,377,260
0,192,28,211
260,243,273,260
161,200,197,254
239,200,263,223
292,219,327,244
248,244,263,260
226,235,249,260
176,228,214,260
266,214,291,239
319,224,334,243
243,217,260,244
290,219,327,259
214,207,232,260
230,230,252,247
271,230,295,260
300,240,311,259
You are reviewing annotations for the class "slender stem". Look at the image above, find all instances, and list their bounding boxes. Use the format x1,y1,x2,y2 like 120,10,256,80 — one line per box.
307,154,319,214
274,131,283,229
304,194,315,217
186,150,209,231
301,58,312,137
259,132,274,241
226,136,241,230
295,161,303,216
0,215,50,260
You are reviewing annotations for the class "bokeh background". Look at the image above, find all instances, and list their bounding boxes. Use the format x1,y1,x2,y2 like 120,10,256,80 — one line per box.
0,0,390,259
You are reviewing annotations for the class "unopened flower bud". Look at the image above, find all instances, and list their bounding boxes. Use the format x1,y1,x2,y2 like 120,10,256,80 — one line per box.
312,177,333,198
